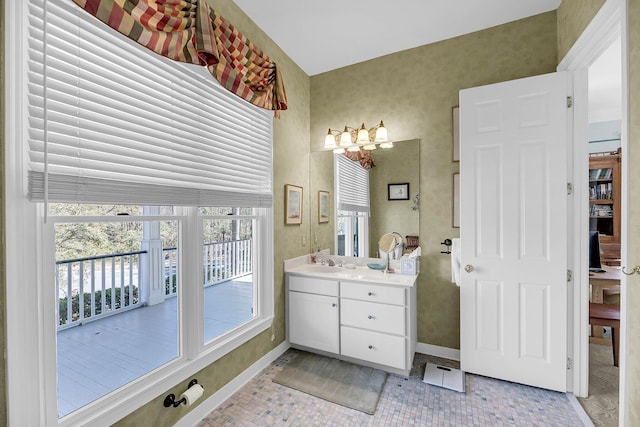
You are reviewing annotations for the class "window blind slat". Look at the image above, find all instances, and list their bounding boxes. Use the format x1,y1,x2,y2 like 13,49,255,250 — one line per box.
27,0,273,207
335,155,370,213
29,171,272,207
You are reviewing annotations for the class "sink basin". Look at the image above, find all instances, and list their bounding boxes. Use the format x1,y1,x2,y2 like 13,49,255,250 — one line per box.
307,265,340,273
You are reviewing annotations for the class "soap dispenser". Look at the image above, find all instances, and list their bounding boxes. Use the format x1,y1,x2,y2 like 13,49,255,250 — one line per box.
310,248,320,263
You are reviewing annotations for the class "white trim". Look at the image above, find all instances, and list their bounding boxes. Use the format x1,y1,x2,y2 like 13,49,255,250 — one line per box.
566,393,596,427
618,1,630,424
556,0,627,413
5,1,48,425
564,68,582,395
174,341,290,427
416,342,461,362
557,0,622,70
567,67,590,397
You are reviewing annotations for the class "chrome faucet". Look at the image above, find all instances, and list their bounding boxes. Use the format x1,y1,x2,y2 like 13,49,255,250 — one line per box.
383,253,394,274
327,259,336,266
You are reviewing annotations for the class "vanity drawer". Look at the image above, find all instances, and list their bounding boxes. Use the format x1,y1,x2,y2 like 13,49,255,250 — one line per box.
289,275,339,297
341,326,406,370
340,281,405,306
341,299,405,335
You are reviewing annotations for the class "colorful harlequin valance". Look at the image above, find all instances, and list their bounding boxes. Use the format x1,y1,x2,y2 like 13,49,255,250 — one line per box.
71,0,287,116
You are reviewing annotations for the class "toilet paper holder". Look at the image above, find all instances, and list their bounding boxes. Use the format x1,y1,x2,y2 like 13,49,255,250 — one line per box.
164,379,201,408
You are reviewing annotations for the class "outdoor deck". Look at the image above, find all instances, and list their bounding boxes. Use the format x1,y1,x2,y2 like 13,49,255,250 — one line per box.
57,276,253,417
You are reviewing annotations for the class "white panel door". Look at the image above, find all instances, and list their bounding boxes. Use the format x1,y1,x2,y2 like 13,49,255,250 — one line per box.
459,72,569,392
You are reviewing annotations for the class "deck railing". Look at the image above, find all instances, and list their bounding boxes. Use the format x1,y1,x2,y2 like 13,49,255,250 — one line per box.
163,239,252,298
164,247,178,298
57,239,252,330
203,239,253,286
56,250,145,330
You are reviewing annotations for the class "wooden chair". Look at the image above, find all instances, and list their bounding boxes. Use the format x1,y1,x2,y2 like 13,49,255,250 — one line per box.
589,302,620,367
600,242,621,266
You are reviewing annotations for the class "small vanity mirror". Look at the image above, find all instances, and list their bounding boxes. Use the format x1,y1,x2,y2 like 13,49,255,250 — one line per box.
378,232,403,260
309,139,420,258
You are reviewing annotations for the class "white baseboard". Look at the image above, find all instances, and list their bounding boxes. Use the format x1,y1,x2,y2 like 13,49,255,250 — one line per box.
176,341,290,427
416,342,460,361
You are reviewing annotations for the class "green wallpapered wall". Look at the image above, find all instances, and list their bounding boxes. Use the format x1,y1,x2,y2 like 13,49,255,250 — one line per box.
310,11,558,349
557,0,606,60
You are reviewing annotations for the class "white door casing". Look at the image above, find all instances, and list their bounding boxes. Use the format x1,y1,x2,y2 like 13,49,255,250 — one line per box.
459,72,569,392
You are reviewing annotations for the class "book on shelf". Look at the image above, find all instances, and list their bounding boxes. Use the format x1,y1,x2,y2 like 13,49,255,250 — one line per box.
589,182,613,200
589,168,613,181
589,204,613,217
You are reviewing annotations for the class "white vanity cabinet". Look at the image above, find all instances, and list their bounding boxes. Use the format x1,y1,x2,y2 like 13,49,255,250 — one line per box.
288,276,340,354
340,281,412,372
286,269,417,376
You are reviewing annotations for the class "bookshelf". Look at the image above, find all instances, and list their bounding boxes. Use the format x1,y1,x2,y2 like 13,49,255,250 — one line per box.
588,149,621,247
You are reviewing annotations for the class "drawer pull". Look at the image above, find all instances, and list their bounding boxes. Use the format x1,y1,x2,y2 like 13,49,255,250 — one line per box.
332,303,337,307
368,345,374,350
367,315,375,320
368,292,374,296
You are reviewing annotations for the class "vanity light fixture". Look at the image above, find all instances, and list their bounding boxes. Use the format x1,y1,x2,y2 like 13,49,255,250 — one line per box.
323,121,393,153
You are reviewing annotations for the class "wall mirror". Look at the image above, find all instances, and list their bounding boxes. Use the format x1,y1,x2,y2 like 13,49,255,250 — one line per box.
309,139,420,258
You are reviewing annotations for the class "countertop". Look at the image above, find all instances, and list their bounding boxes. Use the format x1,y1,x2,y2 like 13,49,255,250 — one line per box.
285,262,418,287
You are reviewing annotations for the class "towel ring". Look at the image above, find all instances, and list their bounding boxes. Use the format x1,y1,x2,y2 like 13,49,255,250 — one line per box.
621,265,640,275
440,239,452,254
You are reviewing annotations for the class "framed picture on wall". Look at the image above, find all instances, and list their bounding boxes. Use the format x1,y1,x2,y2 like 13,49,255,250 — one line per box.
388,183,410,200
285,184,303,225
453,173,460,228
452,106,460,162
318,191,329,223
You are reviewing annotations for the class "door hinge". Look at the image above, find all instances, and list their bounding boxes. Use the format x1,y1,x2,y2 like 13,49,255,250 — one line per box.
567,183,573,195
567,96,573,108
567,357,573,370
567,270,573,282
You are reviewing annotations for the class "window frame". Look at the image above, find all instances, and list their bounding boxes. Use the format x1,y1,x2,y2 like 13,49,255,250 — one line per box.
4,2,274,425
336,210,369,257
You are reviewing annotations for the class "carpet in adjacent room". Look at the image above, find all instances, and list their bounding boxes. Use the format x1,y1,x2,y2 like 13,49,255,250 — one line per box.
578,343,619,427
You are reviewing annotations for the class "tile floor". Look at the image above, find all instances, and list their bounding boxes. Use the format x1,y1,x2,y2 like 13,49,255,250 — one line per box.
198,349,587,427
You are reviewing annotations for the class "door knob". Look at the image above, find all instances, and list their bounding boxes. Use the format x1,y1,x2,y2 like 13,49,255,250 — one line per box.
464,264,474,273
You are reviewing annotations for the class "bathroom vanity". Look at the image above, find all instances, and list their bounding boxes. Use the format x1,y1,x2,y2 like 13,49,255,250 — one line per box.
285,260,418,376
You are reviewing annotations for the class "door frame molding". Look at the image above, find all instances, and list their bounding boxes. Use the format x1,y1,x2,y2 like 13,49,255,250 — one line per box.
557,0,628,420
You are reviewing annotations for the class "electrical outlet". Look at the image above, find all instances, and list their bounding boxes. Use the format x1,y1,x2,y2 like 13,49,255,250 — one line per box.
302,234,306,246
271,333,275,342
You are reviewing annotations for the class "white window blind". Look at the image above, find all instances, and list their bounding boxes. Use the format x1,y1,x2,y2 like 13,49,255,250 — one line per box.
335,154,370,213
27,0,273,207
